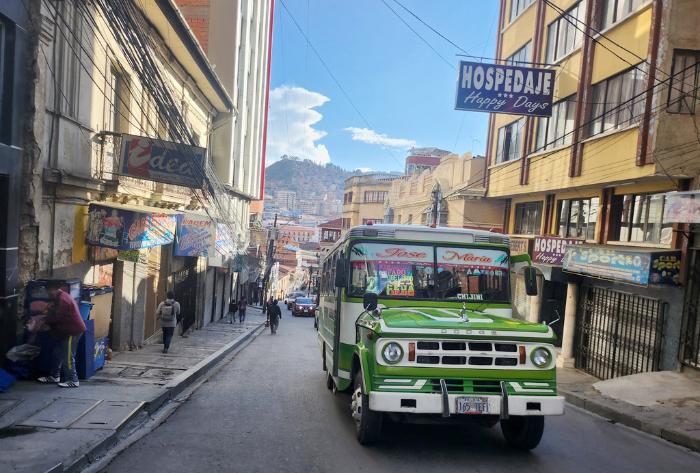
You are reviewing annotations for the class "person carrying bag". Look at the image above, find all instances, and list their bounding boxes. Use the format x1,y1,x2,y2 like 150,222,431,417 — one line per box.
157,291,180,354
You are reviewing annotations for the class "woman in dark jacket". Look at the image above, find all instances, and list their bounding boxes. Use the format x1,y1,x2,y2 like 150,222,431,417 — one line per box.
268,300,281,334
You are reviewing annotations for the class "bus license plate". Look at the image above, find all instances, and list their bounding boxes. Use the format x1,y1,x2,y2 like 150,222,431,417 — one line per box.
456,396,490,414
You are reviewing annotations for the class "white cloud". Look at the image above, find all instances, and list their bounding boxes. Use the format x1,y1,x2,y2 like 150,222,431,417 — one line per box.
355,167,373,173
266,85,331,165
344,127,416,149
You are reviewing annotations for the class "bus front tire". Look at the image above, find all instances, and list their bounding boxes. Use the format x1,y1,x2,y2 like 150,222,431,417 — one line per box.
351,371,382,445
500,416,544,450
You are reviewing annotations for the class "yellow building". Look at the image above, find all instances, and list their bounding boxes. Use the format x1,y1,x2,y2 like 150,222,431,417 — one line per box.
341,174,399,229
487,0,700,377
386,153,505,230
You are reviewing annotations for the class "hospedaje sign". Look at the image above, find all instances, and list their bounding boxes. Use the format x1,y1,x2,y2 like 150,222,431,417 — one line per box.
562,244,681,285
120,134,205,188
533,236,584,266
455,61,555,117
86,203,177,250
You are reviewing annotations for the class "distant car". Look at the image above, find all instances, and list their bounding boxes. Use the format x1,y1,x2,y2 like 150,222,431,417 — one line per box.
292,297,315,317
285,292,304,309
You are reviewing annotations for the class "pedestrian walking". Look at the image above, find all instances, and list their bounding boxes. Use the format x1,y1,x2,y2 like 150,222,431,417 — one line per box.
156,291,180,354
229,298,237,324
238,296,247,323
36,281,86,388
268,299,281,334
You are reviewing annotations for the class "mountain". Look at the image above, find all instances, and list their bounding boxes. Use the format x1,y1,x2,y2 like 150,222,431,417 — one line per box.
264,156,356,201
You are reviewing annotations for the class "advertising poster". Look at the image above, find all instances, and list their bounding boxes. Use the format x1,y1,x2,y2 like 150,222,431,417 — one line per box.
563,245,651,285
120,134,205,188
86,203,177,250
455,61,555,117
663,191,700,223
533,236,584,266
174,214,215,257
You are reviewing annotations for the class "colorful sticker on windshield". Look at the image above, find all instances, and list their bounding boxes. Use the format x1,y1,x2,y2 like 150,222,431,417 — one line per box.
436,248,509,268
350,243,432,263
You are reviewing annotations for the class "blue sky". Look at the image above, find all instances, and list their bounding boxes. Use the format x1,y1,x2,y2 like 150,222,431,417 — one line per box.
266,0,499,172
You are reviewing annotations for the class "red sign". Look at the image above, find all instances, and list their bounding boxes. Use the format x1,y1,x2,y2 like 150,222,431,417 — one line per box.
533,236,584,266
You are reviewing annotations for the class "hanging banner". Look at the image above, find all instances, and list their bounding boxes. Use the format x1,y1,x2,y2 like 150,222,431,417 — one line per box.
86,203,177,250
117,249,149,264
455,61,555,117
174,214,215,257
120,134,205,188
509,237,531,256
663,191,700,223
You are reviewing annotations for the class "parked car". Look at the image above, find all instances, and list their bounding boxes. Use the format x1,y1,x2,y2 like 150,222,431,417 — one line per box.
285,292,304,309
292,297,315,317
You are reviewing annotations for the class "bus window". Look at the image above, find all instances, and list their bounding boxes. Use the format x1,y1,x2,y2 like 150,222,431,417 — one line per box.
435,247,510,303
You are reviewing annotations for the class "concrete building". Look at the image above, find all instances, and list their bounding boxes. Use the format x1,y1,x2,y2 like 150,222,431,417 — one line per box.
341,174,399,229
276,190,298,211
487,0,700,377
405,147,451,175
318,218,343,256
386,153,504,229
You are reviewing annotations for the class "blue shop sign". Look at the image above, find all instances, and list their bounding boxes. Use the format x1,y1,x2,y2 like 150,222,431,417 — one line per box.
455,61,555,117
563,244,681,286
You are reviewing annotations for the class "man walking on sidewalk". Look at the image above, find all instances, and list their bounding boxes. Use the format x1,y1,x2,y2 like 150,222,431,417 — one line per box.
237,296,248,324
37,281,86,388
156,291,180,354
267,299,281,334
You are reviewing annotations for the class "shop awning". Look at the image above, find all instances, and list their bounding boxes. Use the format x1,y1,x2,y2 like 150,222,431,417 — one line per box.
86,202,181,251
563,244,681,286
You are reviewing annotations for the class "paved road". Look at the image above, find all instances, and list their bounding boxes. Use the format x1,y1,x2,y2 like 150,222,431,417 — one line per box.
105,305,700,473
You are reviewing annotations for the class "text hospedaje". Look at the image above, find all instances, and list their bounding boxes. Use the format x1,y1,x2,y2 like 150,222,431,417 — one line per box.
460,63,553,96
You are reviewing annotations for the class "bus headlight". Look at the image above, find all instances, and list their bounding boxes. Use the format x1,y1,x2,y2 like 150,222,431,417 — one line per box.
382,342,403,364
531,347,552,368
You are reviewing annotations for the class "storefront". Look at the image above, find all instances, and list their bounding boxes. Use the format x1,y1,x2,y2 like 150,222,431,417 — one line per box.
563,244,684,379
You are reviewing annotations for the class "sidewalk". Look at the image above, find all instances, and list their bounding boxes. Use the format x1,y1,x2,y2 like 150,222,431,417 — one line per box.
558,367,700,452
0,307,266,473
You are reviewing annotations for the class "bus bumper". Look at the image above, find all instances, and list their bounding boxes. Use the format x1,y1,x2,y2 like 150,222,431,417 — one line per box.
369,391,565,416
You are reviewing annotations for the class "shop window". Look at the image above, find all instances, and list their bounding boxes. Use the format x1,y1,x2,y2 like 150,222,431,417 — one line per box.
505,41,532,66
510,0,534,23
557,197,599,240
513,202,543,235
600,0,647,30
495,118,525,164
609,193,672,245
668,50,700,114
545,1,586,64
535,95,576,151
588,63,647,137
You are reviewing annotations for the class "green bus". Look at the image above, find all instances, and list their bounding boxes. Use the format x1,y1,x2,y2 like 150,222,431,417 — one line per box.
317,224,564,448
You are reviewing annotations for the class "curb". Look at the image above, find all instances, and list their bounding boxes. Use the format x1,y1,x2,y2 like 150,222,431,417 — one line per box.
60,322,266,473
560,389,700,453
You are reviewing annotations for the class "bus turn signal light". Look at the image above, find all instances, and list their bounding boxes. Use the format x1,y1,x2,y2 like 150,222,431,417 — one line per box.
408,342,415,361
519,345,526,364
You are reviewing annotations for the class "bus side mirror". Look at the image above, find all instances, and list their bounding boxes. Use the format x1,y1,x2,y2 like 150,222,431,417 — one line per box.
334,259,347,288
363,292,378,311
524,266,538,296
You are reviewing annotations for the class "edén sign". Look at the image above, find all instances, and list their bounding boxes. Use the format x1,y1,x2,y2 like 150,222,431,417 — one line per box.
455,61,555,117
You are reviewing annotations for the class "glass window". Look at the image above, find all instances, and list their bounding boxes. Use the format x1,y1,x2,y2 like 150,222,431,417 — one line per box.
363,191,387,203
510,0,535,23
601,0,648,30
545,1,586,64
557,197,599,240
505,41,532,66
588,64,646,137
348,242,510,303
614,193,673,244
513,202,543,235
536,95,577,151
495,118,525,164
668,50,700,114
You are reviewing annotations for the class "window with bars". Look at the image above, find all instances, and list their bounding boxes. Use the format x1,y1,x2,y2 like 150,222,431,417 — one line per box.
557,197,599,240
510,0,534,22
610,193,673,245
600,0,647,30
363,191,387,203
535,95,577,151
505,41,532,66
513,202,543,235
588,63,647,137
545,1,586,64
495,118,525,164
668,50,700,114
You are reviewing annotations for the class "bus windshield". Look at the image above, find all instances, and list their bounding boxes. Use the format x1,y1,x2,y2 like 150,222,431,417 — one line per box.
349,242,510,303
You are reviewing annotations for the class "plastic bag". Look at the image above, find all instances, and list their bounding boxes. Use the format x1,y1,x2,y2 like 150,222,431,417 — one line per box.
6,344,41,362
